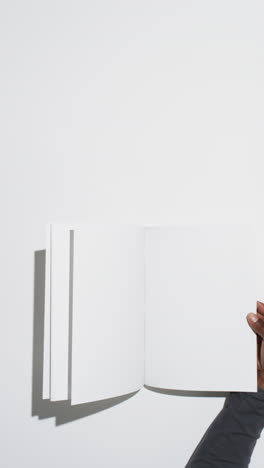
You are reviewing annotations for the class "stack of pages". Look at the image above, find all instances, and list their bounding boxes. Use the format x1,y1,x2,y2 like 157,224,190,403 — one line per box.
43,223,258,405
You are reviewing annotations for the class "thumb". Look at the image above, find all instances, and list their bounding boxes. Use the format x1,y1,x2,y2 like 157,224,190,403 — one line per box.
246,314,263,370
246,313,264,340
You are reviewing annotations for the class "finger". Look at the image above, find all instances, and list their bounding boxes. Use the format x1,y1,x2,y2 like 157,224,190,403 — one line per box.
257,335,262,369
257,301,264,316
247,313,264,340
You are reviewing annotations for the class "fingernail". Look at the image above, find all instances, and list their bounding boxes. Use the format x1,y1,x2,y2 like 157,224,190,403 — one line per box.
250,314,259,323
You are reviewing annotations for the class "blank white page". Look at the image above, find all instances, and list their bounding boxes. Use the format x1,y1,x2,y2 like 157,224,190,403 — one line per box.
256,223,264,302
71,224,145,405
50,224,71,401
145,225,257,392
42,224,51,399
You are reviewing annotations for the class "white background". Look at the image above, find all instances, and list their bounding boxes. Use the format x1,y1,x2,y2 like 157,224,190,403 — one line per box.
2,1,264,467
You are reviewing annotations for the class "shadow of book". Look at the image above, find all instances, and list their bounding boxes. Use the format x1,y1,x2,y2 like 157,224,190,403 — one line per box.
31,250,228,427
31,250,139,426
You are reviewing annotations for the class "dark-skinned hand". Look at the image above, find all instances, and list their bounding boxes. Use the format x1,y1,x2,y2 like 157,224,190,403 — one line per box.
247,301,264,390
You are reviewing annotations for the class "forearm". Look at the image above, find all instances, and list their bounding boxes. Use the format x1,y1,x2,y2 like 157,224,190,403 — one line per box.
185,389,264,468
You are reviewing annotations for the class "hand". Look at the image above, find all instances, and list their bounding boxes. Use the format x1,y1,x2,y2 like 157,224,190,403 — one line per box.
247,301,264,390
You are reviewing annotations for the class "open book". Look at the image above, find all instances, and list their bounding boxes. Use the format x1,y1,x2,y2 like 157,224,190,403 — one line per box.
42,223,258,405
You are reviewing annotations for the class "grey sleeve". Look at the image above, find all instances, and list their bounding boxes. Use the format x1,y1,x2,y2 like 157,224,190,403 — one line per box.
185,388,264,468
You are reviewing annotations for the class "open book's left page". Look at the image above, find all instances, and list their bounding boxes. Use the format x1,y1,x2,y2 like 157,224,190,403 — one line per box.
43,224,145,405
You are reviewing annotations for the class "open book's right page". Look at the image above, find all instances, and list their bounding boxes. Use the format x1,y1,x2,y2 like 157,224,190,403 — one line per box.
144,225,257,392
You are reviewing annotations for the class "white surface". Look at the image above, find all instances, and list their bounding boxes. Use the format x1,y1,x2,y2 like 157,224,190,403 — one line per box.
71,224,145,404
2,1,263,467
145,225,257,391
